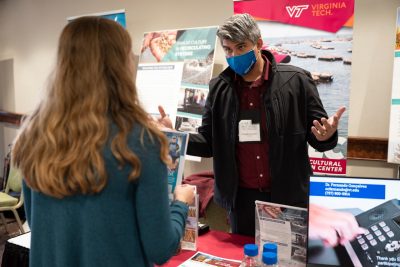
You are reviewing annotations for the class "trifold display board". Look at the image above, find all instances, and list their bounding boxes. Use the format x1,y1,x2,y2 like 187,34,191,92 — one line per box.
307,175,400,267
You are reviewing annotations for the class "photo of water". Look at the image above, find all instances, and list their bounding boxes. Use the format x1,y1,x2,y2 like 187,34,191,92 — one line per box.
265,34,352,138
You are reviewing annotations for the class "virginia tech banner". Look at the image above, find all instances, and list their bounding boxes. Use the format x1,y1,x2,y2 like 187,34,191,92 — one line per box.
234,0,354,175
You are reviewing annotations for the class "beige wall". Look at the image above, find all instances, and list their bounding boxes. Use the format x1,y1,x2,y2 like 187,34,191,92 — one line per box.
347,0,400,178
0,0,400,178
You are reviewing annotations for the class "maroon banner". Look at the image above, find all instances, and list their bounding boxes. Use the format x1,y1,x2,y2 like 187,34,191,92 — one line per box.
234,0,354,33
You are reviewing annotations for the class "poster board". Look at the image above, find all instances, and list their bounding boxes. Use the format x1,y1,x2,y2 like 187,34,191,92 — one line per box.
387,7,400,164
136,26,218,137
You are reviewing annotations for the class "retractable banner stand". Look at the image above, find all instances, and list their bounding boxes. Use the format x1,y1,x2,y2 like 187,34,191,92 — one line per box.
67,9,126,28
387,8,400,164
234,0,354,175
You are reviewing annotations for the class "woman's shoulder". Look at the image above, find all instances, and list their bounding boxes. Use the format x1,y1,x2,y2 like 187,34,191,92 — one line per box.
108,123,161,152
128,125,161,153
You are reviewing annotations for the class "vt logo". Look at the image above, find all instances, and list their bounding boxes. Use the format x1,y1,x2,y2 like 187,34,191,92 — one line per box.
286,5,309,18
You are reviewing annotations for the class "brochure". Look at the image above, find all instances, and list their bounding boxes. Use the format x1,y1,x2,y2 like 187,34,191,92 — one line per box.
255,201,307,267
162,129,189,201
178,251,241,267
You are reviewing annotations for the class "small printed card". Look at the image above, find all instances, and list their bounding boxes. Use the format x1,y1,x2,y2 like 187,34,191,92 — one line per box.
179,251,241,267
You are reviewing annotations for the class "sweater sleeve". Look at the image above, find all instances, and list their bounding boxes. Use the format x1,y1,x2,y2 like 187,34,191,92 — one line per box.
135,136,188,265
22,180,32,226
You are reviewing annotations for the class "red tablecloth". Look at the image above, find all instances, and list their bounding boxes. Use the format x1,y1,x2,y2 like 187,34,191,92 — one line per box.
160,230,255,266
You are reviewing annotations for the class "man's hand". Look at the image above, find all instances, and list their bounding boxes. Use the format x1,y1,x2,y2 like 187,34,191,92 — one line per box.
311,106,346,141
157,105,173,129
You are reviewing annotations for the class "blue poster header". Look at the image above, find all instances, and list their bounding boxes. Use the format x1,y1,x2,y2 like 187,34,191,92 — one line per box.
310,182,385,199
101,12,126,28
68,10,126,28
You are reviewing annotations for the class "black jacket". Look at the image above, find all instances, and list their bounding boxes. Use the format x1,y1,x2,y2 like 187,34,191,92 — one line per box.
187,50,338,210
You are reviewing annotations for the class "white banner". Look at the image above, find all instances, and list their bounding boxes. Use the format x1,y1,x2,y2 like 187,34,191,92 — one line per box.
387,7,400,164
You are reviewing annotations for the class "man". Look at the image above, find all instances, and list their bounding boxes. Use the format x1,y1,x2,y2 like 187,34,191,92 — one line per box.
198,93,206,107
159,13,345,236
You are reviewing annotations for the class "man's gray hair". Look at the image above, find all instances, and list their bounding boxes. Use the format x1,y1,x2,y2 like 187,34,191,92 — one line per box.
217,13,261,45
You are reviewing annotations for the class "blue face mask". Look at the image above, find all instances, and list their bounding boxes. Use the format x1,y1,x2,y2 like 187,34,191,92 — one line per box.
226,49,257,76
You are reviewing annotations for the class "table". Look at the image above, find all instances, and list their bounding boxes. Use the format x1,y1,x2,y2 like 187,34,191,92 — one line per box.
160,230,254,266
1,232,30,267
1,230,253,267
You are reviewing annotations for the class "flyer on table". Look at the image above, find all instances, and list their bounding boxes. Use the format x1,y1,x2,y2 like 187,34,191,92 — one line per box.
255,201,307,267
179,252,241,267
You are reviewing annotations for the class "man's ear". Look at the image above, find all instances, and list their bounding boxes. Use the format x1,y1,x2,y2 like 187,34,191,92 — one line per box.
256,38,263,50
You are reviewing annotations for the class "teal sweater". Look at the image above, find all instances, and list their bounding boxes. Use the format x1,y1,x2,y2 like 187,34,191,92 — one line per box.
23,125,188,267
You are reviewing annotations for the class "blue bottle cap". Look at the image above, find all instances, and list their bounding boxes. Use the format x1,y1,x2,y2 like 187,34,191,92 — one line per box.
244,244,258,257
263,243,278,253
262,252,277,265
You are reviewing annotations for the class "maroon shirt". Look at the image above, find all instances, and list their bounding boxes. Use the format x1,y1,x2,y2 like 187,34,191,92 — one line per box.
235,56,271,191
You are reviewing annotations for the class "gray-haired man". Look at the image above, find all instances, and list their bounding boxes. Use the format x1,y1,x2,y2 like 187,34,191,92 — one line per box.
160,13,345,236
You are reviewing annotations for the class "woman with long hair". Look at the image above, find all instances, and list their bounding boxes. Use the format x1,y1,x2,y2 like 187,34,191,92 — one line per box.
12,16,194,267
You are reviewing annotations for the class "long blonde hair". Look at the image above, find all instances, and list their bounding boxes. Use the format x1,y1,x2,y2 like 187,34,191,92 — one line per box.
12,16,170,198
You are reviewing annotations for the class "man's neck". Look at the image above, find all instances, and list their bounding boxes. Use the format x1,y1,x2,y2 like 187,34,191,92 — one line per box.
242,56,264,82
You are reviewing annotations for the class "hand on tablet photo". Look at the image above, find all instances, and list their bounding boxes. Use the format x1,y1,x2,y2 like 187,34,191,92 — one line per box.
308,203,366,247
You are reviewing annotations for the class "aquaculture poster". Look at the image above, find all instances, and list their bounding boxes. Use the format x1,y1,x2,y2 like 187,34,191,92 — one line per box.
387,7,400,164
136,27,218,135
234,0,354,175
